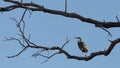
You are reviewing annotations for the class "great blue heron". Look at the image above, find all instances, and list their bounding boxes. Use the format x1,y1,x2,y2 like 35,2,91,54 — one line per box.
75,37,88,53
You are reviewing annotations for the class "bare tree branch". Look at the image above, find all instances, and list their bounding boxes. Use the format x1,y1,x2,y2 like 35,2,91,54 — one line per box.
7,46,28,58
99,26,112,37
41,52,60,63
64,0,67,13
1,0,120,29
5,37,25,47
9,18,120,61
5,20,120,60
116,15,120,22
6,22,120,60
32,49,46,58
61,37,69,49
1,0,120,62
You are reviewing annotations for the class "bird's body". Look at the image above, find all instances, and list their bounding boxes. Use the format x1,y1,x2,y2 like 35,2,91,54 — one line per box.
78,40,88,53
75,37,88,53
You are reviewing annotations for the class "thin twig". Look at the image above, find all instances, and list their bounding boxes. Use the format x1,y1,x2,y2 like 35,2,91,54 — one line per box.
116,15,120,22
96,23,112,37
7,46,28,58
61,37,69,49
5,37,25,47
100,27,112,37
27,10,32,18
65,0,67,13
19,9,27,25
32,49,45,58
41,52,60,64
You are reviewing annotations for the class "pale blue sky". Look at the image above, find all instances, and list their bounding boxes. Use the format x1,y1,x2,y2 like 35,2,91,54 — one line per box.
0,0,120,68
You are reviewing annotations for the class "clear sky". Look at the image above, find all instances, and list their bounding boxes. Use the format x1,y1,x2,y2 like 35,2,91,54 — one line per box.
0,0,120,68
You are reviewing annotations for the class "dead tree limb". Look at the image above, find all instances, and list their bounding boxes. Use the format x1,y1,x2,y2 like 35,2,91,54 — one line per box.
2,0,120,62
5,16,120,61
1,0,120,29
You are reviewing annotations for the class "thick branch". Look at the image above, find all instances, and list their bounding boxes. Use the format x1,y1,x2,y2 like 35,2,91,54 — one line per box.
1,0,120,28
105,38,120,55
6,33,120,61
25,38,120,61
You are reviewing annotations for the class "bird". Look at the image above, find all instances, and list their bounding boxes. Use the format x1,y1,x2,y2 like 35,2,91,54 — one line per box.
75,37,88,53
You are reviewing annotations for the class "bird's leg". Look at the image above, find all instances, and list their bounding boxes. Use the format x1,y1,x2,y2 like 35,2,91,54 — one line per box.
81,52,87,57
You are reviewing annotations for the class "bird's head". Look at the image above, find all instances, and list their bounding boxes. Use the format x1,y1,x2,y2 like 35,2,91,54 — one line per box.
75,37,81,41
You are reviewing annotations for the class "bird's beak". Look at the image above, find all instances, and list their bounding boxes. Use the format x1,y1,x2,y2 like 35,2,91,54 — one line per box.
75,37,80,39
